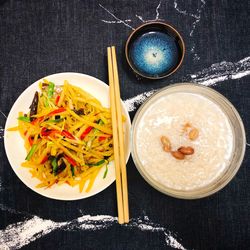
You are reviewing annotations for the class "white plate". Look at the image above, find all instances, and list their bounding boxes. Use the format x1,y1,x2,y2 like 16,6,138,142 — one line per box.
4,72,131,200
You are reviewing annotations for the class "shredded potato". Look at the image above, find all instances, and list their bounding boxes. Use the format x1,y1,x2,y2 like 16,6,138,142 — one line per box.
10,80,114,192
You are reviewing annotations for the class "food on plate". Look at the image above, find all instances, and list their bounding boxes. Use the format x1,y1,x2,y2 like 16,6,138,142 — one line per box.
9,79,114,192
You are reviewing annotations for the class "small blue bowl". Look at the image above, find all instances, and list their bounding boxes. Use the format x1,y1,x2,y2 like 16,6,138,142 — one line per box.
125,22,185,79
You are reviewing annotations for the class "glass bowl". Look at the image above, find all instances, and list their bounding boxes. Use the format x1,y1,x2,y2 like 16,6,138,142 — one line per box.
131,83,246,199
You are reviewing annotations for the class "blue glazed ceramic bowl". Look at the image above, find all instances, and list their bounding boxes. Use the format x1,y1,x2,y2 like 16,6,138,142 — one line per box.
125,22,185,79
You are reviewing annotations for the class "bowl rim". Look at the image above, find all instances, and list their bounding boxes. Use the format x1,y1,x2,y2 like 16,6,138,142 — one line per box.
131,83,246,199
125,21,185,79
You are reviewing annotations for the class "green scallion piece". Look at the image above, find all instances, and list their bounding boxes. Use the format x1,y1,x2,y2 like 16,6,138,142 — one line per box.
98,119,104,125
71,166,75,176
93,119,104,133
51,157,58,175
25,144,38,160
44,98,49,107
103,165,108,179
18,116,30,122
88,159,105,166
47,82,55,99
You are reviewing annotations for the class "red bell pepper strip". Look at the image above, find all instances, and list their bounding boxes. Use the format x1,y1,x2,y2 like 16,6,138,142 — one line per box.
31,116,44,125
61,130,75,140
40,155,48,164
64,155,77,166
98,134,112,141
80,126,93,140
98,136,106,142
41,127,51,136
28,136,34,146
40,127,58,137
41,127,74,139
55,95,60,106
47,108,66,117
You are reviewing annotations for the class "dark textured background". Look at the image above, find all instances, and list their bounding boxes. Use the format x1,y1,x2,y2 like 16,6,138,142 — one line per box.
0,0,249,249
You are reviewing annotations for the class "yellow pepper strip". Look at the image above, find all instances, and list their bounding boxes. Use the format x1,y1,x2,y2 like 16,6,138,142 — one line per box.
36,147,51,164
60,140,101,159
7,126,19,131
67,109,112,134
78,167,98,192
43,79,49,84
54,134,85,145
79,179,87,193
69,121,85,133
60,140,84,153
57,85,66,107
49,137,83,164
71,85,101,104
65,83,79,108
33,134,39,144
75,97,105,111
76,125,88,138
85,168,101,192
32,109,68,118
36,182,50,188
57,84,66,107
21,161,40,168
45,123,64,132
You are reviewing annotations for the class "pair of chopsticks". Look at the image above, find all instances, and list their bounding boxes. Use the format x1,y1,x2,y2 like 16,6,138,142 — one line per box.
107,46,129,224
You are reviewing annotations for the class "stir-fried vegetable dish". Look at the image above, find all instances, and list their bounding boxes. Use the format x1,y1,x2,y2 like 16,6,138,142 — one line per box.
9,79,114,192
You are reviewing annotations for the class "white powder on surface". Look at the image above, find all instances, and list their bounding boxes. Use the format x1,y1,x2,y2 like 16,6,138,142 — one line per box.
173,0,206,61
190,57,250,86
0,126,4,139
0,109,7,139
0,212,187,250
165,233,187,250
100,1,163,28
99,3,135,30
126,216,187,249
124,90,157,112
0,216,64,250
0,110,7,118
124,56,250,112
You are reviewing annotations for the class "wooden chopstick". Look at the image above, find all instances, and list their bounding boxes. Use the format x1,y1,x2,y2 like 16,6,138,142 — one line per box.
111,46,129,223
107,46,129,224
107,47,124,224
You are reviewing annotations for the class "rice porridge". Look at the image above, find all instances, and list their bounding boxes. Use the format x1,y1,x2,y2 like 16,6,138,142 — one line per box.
135,92,234,191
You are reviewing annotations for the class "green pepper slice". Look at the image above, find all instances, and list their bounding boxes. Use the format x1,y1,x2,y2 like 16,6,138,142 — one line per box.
51,157,58,175
18,116,30,122
47,82,55,99
25,144,38,160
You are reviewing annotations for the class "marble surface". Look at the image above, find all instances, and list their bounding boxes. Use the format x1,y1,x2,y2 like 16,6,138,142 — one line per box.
0,0,249,249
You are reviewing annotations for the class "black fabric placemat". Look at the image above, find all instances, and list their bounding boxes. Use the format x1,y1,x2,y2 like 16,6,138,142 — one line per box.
0,0,249,249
